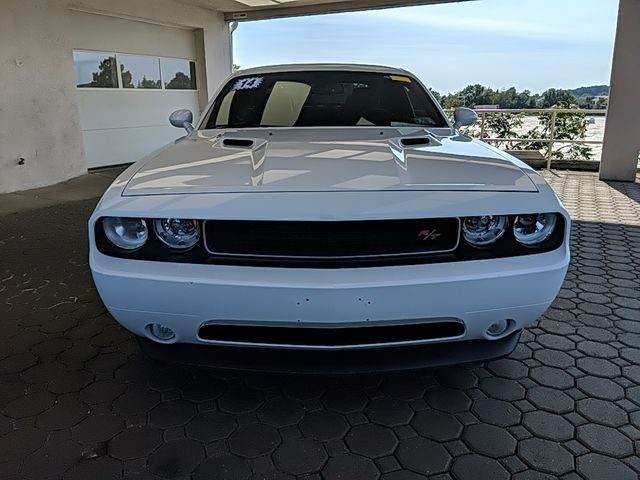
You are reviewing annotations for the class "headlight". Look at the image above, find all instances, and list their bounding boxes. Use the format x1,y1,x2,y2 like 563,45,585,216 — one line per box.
154,218,201,250
513,213,557,246
462,215,508,247
102,217,148,250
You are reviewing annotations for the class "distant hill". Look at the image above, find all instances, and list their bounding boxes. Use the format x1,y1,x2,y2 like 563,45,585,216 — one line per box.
572,85,609,97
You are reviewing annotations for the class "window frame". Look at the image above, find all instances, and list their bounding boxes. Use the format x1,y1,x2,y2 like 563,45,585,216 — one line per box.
72,49,198,92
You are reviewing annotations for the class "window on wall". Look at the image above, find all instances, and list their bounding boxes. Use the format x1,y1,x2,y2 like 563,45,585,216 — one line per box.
119,54,161,89
73,50,197,91
74,51,118,88
161,58,197,90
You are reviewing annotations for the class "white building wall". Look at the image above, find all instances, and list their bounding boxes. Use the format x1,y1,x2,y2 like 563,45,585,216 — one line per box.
0,0,231,193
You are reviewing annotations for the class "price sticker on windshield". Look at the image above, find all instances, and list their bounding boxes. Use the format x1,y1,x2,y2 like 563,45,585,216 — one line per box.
232,77,264,91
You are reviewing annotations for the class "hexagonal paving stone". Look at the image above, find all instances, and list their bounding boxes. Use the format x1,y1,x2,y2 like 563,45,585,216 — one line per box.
323,386,369,413
424,388,471,413
533,349,575,369
472,398,521,427
487,358,529,379
283,377,325,400
181,378,227,402
21,438,83,480
576,453,637,480
576,398,628,427
48,369,94,394
435,366,478,389
0,352,38,374
35,395,89,430
109,426,163,460
346,424,398,458
0,426,47,464
257,397,305,427
479,377,525,401
527,386,574,414
300,410,350,441
186,411,237,443
193,454,251,480
522,411,574,441
463,424,516,457
366,397,414,427
273,438,328,475
380,471,424,480
62,455,122,480
79,379,126,405
380,375,427,400
229,423,281,458
411,410,462,442
576,357,621,377
218,385,264,414
530,366,574,389
395,437,451,475
71,413,123,444
518,438,574,475
451,454,510,480
576,424,634,458
148,438,204,478
322,453,379,480
111,385,160,416
2,390,56,418
576,376,624,401
149,399,196,428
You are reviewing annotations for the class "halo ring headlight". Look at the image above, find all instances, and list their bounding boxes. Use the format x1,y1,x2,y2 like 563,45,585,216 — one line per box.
102,217,148,251
153,218,201,250
462,215,508,247
513,213,557,246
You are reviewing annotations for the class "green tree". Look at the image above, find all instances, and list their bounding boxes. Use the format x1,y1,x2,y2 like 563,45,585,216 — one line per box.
166,72,193,89
540,88,577,108
429,88,442,103
89,57,118,87
138,76,161,89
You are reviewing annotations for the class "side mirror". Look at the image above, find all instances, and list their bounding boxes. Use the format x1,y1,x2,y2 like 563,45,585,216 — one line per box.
169,109,194,134
453,107,478,130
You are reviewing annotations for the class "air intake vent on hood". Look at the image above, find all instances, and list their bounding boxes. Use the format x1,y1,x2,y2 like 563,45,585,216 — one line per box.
400,137,431,147
223,138,254,148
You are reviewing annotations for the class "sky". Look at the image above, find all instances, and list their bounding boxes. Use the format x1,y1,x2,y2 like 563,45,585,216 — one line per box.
233,0,619,95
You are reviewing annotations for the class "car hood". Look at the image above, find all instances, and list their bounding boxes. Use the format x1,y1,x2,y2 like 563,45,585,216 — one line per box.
122,128,537,196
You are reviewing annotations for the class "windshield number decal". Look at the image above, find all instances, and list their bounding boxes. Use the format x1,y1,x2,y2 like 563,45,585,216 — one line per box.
232,77,264,91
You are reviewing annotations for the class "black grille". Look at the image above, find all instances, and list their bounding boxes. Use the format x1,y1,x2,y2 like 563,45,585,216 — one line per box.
203,218,460,260
198,321,465,347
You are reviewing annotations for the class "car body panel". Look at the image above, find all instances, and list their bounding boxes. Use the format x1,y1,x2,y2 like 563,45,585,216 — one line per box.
122,128,538,196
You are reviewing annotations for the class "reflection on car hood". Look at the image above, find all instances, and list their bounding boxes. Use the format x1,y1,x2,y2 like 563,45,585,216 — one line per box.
122,127,537,196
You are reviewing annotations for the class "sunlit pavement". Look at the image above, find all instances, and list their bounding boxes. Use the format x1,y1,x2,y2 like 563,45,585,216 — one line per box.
1,170,639,480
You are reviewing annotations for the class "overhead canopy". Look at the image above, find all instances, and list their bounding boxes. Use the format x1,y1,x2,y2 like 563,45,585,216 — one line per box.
178,0,470,21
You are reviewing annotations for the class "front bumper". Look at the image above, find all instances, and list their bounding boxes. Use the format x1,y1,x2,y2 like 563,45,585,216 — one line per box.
90,242,569,351
139,331,523,373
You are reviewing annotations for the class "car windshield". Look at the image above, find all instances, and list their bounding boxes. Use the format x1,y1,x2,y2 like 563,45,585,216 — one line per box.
204,71,448,129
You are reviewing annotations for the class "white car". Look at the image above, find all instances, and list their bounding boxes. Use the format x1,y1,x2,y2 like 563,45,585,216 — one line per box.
89,64,570,371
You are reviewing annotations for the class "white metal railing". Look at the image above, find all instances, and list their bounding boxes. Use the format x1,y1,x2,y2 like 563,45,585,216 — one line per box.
452,108,607,169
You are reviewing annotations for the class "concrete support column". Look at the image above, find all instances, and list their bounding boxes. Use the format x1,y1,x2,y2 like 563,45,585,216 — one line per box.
599,0,640,182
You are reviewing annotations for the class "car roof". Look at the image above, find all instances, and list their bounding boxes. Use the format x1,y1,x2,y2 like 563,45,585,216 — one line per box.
233,63,413,76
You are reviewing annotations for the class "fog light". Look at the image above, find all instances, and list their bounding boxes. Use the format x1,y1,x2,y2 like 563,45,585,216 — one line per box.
149,323,176,342
486,319,510,337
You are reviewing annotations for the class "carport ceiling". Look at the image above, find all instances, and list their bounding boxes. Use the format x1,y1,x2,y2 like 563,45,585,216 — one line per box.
179,0,470,20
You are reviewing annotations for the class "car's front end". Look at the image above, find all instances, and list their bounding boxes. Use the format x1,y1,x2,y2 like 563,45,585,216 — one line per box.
88,65,570,371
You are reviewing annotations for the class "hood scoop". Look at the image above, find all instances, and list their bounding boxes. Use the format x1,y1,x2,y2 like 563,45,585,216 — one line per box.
222,138,255,148
400,137,433,147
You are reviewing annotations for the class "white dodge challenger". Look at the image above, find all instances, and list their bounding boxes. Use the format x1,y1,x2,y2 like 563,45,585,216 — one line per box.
89,64,570,371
